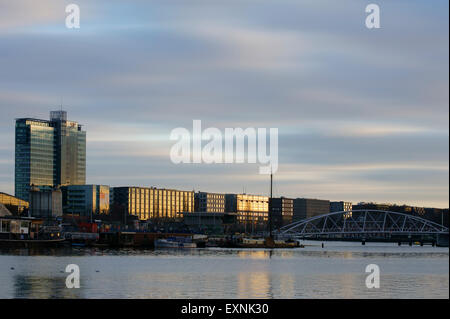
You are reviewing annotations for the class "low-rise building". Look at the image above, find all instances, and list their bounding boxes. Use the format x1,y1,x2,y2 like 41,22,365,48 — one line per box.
195,192,225,213
225,194,269,231
0,192,29,216
270,197,294,228
29,186,62,218
111,186,194,221
61,185,110,217
330,201,353,213
180,212,237,234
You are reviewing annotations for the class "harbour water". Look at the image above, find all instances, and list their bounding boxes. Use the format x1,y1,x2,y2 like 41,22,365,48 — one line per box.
0,241,448,299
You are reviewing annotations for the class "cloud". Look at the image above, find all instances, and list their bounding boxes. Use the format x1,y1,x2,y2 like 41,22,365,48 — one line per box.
0,0,448,208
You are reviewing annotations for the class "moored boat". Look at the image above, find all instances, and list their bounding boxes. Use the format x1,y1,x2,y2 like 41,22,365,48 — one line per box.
154,237,197,248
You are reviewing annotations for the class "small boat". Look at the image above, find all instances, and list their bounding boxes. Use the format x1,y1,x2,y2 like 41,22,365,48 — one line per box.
154,237,197,248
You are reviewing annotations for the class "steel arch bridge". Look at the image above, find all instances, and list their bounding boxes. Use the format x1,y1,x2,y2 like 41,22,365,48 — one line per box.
275,210,449,238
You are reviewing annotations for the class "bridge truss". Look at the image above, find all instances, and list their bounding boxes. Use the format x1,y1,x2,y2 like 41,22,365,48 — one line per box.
275,210,448,238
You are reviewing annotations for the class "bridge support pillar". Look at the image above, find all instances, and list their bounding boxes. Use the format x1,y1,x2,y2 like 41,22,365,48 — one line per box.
361,239,365,246
398,242,401,246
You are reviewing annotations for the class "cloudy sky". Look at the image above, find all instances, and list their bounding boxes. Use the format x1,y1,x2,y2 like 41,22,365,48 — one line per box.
0,0,448,208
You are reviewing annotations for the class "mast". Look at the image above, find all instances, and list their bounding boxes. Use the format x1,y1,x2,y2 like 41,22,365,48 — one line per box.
269,171,273,238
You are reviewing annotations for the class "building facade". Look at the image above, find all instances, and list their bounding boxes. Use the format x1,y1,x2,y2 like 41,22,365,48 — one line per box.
270,197,294,228
225,194,269,230
352,202,390,211
29,186,63,218
0,192,29,215
293,198,330,221
61,185,110,217
330,201,353,213
112,187,194,221
15,111,86,201
194,192,225,213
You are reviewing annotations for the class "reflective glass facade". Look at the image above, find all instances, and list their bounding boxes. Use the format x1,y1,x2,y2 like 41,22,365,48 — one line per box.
112,187,194,221
61,185,109,216
225,194,269,225
15,111,86,201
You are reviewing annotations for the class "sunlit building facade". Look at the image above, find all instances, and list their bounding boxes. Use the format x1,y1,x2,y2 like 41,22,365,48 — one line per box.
14,111,86,201
225,194,269,228
112,187,194,221
195,192,225,213
0,192,29,215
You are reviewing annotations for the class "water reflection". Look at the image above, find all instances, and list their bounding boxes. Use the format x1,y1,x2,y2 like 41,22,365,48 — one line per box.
14,274,83,298
0,243,448,299
238,272,272,298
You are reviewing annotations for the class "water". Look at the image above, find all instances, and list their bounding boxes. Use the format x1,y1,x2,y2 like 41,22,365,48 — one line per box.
0,241,448,299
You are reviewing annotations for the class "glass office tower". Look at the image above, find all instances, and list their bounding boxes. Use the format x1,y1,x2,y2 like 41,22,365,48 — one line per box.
15,111,86,201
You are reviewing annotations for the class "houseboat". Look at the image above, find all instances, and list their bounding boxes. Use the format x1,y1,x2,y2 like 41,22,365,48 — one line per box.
0,215,65,248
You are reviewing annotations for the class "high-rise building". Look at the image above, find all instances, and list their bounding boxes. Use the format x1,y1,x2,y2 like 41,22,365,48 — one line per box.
15,111,86,201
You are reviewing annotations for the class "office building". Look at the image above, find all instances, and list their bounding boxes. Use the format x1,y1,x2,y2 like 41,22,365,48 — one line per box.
195,192,225,213
293,198,330,221
270,197,294,228
225,194,269,230
330,201,353,213
61,185,110,217
112,186,194,221
15,111,86,201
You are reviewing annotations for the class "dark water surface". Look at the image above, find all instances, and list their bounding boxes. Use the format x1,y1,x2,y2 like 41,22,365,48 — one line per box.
0,241,448,298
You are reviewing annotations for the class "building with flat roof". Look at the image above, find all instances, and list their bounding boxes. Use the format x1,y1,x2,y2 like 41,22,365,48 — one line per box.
225,194,269,232
61,185,110,218
15,111,86,201
111,186,194,221
195,192,225,213
270,197,294,228
330,201,352,213
293,198,330,221
29,186,62,218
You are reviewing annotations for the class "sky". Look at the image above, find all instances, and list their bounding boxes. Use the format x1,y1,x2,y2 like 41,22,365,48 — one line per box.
0,0,448,208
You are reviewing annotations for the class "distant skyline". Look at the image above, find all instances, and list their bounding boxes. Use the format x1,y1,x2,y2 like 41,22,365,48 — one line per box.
0,0,448,208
